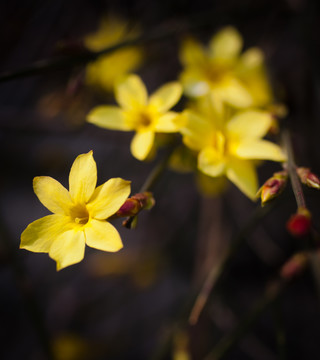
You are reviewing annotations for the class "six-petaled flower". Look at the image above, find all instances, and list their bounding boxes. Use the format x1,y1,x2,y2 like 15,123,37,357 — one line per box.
179,26,273,108
87,74,182,160
20,151,131,270
178,97,286,199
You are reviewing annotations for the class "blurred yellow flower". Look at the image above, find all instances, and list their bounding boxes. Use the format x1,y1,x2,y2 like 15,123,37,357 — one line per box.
87,74,183,161
85,16,143,92
179,98,286,199
179,26,273,108
20,151,131,270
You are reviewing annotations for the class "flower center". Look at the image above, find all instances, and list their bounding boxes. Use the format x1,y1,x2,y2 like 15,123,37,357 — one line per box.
70,204,90,225
205,62,230,83
139,112,152,128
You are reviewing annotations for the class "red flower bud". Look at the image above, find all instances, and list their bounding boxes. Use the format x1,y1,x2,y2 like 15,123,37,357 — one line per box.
297,167,320,189
257,171,288,205
116,192,155,218
286,207,311,237
117,198,141,217
131,192,155,210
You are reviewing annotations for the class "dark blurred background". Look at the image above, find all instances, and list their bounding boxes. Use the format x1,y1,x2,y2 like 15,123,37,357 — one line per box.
1,0,320,359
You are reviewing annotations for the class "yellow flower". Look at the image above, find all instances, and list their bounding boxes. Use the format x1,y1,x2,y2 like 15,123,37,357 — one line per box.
179,26,273,108
179,98,286,199
20,151,131,270
87,74,183,161
85,16,143,92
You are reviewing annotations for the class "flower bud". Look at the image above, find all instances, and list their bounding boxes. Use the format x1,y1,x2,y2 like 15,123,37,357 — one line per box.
116,192,155,218
280,252,308,280
257,171,288,205
116,198,141,217
286,207,311,237
131,192,155,210
297,167,320,189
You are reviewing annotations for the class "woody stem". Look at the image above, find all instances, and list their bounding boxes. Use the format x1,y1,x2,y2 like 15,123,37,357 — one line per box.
282,129,306,209
124,140,178,228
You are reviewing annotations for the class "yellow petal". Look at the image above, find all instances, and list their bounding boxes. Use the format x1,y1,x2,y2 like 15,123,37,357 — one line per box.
33,177,72,215
155,112,180,132
49,229,86,270
198,147,226,177
149,82,182,113
20,214,72,253
215,78,253,108
69,151,97,204
236,48,273,107
86,48,143,92
181,109,213,137
84,16,128,51
238,48,264,70
180,111,213,151
227,110,272,138
88,178,131,220
210,26,243,60
87,106,134,130
85,220,123,252
235,139,286,161
180,71,210,97
115,74,147,110
130,130,154,160
226,157,258,200
179,38,206,66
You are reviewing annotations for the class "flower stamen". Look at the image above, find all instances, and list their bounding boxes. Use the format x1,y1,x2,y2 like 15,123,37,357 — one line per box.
75,216,89,225
70,204,90,225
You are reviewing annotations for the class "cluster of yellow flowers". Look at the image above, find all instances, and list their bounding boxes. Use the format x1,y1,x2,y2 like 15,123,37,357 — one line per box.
87,23,286,200
20,20,287,270
84,15,143,92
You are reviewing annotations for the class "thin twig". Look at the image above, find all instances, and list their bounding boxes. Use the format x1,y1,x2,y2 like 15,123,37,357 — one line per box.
272,297,287,360
124,141,178,228
151,200,278,360
203,280,285,360
0,29,170,83
189,201,276,325
282,129,306,209
0,20,193,84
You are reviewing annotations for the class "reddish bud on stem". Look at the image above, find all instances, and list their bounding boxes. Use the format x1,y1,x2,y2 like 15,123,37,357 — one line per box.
286,207,311,237
280,252,308,280
116,192,155,218
297,167,320,189
257,171,288,205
